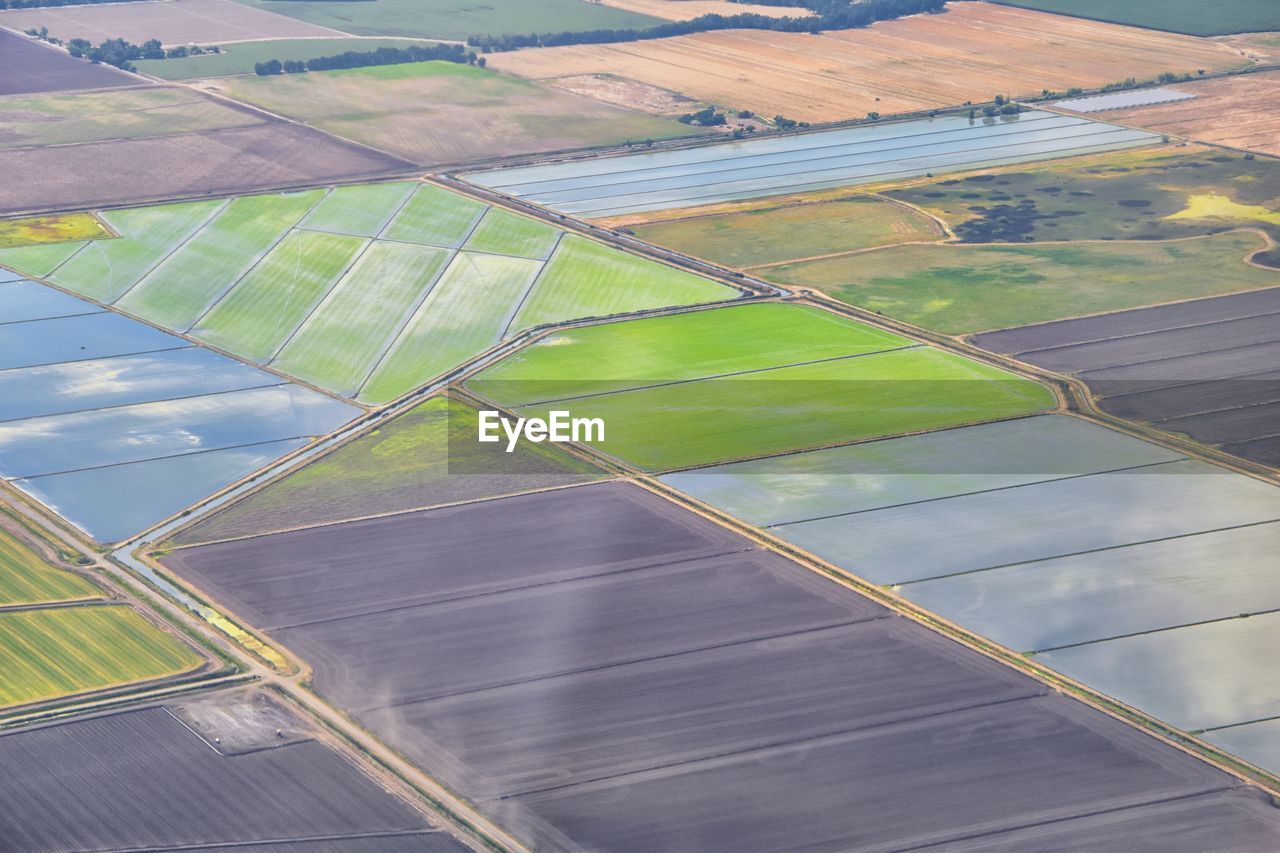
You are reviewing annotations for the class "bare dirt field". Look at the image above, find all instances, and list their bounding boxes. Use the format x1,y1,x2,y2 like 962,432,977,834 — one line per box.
0,123,409,215
0,0,344,46
0,29,133,96
1093,70,1280,157
548,74,701,117
489,3,1251,123
204,61,697,167
599,0,812,19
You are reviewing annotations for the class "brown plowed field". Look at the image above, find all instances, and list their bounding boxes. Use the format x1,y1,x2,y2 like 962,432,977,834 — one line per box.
1095,70,1280,157
0,0,344,46
489,3,1250,122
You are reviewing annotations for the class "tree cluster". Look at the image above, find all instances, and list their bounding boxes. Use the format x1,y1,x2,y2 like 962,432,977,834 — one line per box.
677,106,726,126
467,0,946,52
255,42,472,76
59,36,220,70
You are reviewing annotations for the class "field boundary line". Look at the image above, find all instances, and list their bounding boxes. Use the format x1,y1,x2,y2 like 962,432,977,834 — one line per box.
372,614,890,712
0,309,104,327
0,380,287,426
498,231,563,339
764,457,1189,529
900,517,1280,589
109,197,232,305
1032,603,1280,655
351,203,495,398
0,598,111,614
43,238,94,279
185,187,335,333
265,234,382,366
14,434,312,483
274,545,757,637
0,344,193,375
503,691,1044,801
368,181,424,238
1151,394,1280,427
350,246,465,399
511,343,923,408
1015,317,1280,372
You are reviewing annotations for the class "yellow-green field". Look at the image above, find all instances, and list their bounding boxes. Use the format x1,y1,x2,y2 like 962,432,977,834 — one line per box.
0,213,110,249
767,231,1280,334
0,605,202,708
0,528,100,607
630,196,944,269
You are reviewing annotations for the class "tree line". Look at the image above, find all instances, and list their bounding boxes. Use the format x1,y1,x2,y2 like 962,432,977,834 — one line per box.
467,0,946,52
254,42,475,76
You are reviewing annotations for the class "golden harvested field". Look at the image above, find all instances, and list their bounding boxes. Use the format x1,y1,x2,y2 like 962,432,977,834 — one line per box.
1096,70,1280,157
599,0,812,19
489,3,1251,122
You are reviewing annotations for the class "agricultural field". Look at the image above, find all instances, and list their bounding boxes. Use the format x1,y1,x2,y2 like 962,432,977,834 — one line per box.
0,0,342,46
0,277,357,541
973,288,1280,467
0,87,266,149
1,182,736,405
887,146,1280,266
203,61,699,167
0,606,202,708
664,413,1280,774
629,196,946,268
0,515,203,709
0,694,468,850
171,396,606,545
159,481,1280,850
1093,70,1280,157
229,0,660,39
0,528,97,607
464,111,1161,217
133,38,428,80
0,213,108,249
488,3,1248,123
0,28,132,97
988,0,1280,37
599,0,811,19
468,303,1054,470
0,122,410,216
769,232,1278,334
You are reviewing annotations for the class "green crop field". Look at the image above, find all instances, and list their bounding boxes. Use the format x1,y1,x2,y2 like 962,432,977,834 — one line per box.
6,183,741,403
465,208,561,259
989,0,1280,36
0,87,263,149
470,303,1053,470
275,241,453,394
511,235,733,332
133,38,427,79
385,184,486,247
44,201,224,301
631,196,945,269
360,253,542,403
769,232,1280,335
0,529,99,607
171,396,605,544
229,0,660,40
0,605,201,708
299,182,417,237
209,61,698,167
0,214,109,250
0,241,88,277
193,230,369,361
887,147,1280,267
118,191,324,330
474,302,911,401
